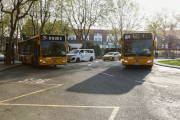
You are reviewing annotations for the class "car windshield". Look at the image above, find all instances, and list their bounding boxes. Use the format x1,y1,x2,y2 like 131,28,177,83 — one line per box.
106,52,114,55
69,50,79,54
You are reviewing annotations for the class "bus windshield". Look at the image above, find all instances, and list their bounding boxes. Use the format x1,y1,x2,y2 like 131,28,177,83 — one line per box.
124,39,152,56
41,41,66,57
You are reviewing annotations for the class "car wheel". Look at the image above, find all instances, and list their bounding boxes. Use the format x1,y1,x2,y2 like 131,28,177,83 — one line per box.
90,57,93,62
67,61,70,63
76,58,80,62
112,57,114,61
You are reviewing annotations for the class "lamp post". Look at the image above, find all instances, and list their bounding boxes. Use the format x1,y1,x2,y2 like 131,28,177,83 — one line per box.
61,0,63,35
0,21,3,53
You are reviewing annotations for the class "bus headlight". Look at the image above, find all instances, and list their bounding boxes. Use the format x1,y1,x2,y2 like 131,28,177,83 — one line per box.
63,59,67,62
147,59,153,63
123,60,128,63
40,60,46,64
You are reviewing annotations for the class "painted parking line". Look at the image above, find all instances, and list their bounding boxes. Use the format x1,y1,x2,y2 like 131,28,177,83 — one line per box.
102,72,114,77
0,103,119,120
0,84,62,103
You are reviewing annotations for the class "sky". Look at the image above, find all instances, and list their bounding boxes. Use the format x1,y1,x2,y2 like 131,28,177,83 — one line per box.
135,0,180,16
95,0,180,30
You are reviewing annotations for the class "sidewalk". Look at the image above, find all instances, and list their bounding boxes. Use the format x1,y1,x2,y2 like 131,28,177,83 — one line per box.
154,58,180,69
0,60,22,72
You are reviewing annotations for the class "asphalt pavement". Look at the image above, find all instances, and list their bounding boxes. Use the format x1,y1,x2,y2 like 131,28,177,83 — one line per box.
0,59,180,72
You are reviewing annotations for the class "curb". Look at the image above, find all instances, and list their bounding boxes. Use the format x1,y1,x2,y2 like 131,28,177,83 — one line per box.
154,60,180,69
0,64,22,72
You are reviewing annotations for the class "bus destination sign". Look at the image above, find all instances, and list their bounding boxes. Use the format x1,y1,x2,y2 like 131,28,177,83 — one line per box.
41,35,65,41
124,33,152,40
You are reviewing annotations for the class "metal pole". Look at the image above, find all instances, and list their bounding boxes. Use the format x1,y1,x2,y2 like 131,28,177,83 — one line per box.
61,0,63,35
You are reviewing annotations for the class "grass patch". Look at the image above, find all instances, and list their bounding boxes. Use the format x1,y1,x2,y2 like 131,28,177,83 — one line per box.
158,59,180,66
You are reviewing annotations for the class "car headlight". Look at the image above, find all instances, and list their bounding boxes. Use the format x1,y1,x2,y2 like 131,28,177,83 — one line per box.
40,60,46,64
63,59,67,62
147,59,153,63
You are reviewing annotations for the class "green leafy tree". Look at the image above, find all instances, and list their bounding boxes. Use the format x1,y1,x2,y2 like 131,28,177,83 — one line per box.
0,0,37,64
107,0,143,47
81,41,101,56
64,0,110,48
146,8,179,49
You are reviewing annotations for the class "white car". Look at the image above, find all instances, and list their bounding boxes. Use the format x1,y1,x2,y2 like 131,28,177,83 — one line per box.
67,49,95,62
0,53,4,61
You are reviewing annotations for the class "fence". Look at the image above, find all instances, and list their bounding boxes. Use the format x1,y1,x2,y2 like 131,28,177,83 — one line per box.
155,49,180,59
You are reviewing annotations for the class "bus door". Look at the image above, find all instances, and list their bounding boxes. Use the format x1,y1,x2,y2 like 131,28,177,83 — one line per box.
34,43,40,65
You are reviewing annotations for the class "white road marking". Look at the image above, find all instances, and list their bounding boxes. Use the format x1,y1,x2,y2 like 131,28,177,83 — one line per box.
135,80,168,88
102,73,114,77
19,78,51,83
90,67,94,70
0,103,119,120
108,107,120,120
89,64,91,66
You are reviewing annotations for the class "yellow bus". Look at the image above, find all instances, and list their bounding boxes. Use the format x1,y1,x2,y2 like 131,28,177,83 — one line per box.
120,33,156,67
18,35,68,66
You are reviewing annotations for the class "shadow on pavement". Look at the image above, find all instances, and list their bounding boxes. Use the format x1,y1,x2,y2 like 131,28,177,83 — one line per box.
67,65,151,95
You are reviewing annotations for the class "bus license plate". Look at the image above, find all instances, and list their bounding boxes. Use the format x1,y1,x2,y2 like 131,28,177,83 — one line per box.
52,63,58,65
134,63,141,65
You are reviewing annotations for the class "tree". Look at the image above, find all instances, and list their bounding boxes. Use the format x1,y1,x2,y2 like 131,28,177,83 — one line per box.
107,0,143,47
81,41,101,56
43,20,71,38
0,0,37,64
64,0,109,48
22,18,37,39
146,8,178,49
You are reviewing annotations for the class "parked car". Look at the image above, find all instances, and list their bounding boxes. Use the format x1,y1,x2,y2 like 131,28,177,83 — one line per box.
0,53,4,61
103,52,121,61
67,49,95,62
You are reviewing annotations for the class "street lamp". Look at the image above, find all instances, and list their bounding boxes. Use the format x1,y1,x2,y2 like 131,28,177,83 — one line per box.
0,21,3,53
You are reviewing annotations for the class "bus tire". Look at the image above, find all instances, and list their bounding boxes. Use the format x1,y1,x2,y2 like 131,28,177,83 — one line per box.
31,57,34,65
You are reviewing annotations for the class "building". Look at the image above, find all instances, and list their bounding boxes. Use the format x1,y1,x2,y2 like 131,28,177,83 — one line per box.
67,29,122,49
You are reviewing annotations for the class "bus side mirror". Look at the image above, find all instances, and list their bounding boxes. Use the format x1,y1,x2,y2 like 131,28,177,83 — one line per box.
118,40,121,44
37,40,40,45
66,42,68,47
153,40,156,46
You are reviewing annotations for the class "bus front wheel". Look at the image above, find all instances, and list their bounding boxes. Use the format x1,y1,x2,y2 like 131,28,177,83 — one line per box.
31,58,34,65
